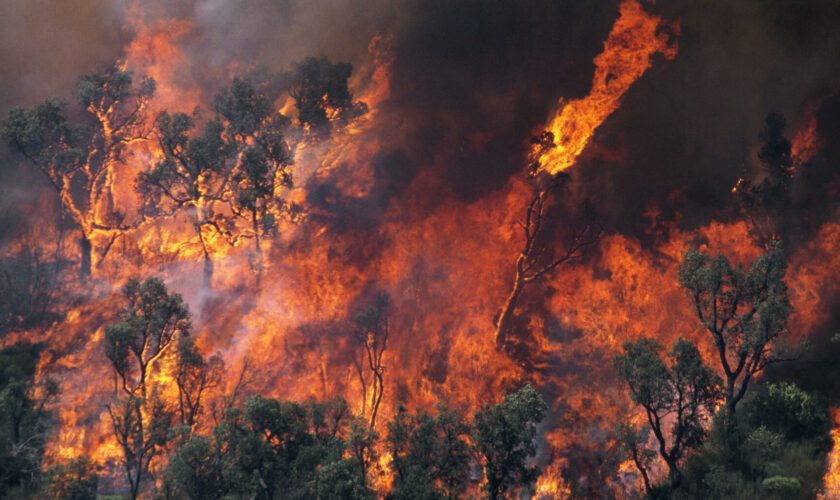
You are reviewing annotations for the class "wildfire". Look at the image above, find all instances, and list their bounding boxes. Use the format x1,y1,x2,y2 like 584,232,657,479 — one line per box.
792,97,823,165
3,1,840,498
537,0,679,175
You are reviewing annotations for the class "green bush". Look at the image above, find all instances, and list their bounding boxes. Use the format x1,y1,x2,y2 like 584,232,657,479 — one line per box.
762,475,801,495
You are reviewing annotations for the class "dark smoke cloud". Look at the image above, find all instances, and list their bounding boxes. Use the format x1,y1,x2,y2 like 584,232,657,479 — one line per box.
575,0,840,240
4,0,840,236
0,0,125,220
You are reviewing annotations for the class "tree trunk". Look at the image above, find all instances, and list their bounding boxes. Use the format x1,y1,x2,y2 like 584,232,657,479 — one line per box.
495,262,525,349
80,233,92,281
253,212,262,288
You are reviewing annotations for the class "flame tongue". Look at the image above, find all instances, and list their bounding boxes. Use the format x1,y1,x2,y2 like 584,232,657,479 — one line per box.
537,0,679,175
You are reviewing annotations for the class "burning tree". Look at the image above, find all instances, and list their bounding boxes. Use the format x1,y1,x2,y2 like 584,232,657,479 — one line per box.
494,143,599,350
138,112,232,287
106,391,172,500
3,65,155,280
140,76,300,287
352,292,392,431
216,77,295,283
103,277,189,499
286,57,368,137
678,241,790,427
615,338,722,495
174,336,223,431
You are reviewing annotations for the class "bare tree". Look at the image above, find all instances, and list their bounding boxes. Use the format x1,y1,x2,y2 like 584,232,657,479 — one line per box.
353,292,391,430
494,175,598,350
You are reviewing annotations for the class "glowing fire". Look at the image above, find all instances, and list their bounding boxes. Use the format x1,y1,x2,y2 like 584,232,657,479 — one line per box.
820,408,840,499
537,0,679,175
3,1,838,497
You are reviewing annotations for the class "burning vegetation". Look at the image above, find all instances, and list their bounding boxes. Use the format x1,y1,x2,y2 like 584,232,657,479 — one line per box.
1,0,840,498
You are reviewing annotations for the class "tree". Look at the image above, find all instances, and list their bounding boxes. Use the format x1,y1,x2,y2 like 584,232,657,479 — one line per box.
678,241,790,426
174,336,223,431
733,113,797,245
310,458,374,500
286,57,367,136
353,292,392,430
138,112,233,286
473,384,548,500
387,404,472,499
216,77,295,283
162,433,229,500
163,394,361,500
616,422,656,496
745,382,830,442
104,277,190,398
103,277,189,499
107,390,173,499
348,416,378,490
0,343,58,496
495,135,599,350
3,65,155,279
615,338,722,494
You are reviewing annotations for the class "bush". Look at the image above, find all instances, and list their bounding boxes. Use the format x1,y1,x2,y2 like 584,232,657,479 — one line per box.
747,383,830,441
762,475,801,495
42,457,98,500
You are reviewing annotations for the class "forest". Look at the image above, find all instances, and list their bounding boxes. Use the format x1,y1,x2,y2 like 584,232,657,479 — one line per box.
2,0,840,498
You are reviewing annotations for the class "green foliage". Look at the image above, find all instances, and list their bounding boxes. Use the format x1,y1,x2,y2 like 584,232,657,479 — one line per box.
163,434,229,500
107,391,174,499
388,405,472,499
286,57,367,135
4,65,155,278
762,475,802,495
3,99,85,176
141,112,232,214
310,459,374,500
42,457,98,500
473,384,548,500
677,381,830,500
162,394,371,500
0,343,58,497
218,77,295,263
736,113,796,210
678,242,789,420
746,382,830,441
103,277,191,499
615,337,721,494
104,277,190,396
174,336,223,429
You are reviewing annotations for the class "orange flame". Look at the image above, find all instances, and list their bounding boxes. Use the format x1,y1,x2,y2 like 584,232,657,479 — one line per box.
537,0,679,175
819,408,840,498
